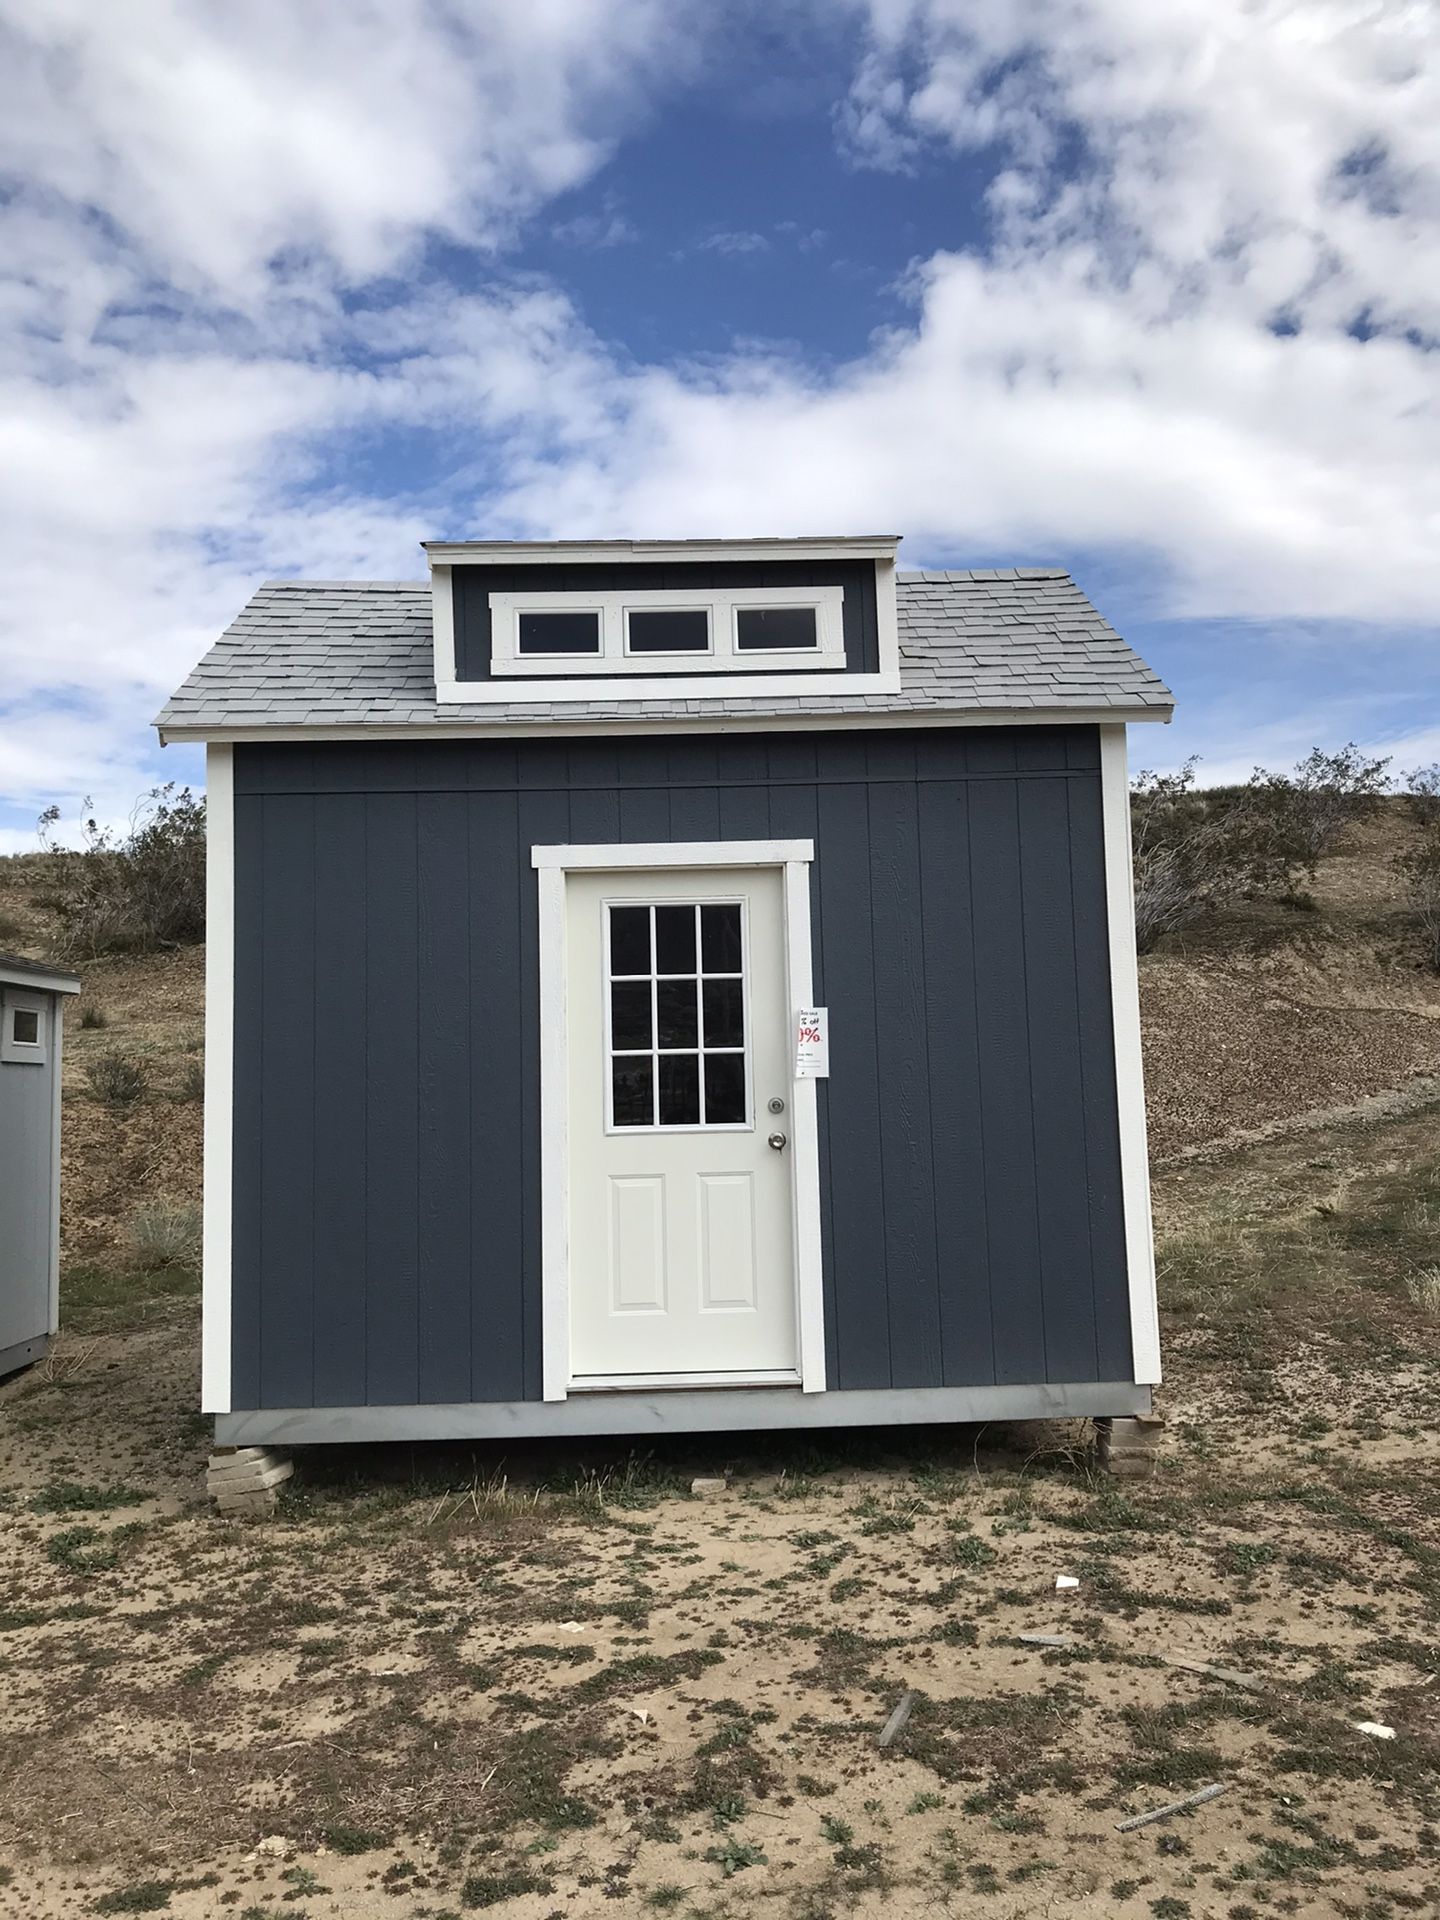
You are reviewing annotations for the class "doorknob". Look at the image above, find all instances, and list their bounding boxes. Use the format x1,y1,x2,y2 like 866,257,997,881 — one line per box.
767,1132,788,1151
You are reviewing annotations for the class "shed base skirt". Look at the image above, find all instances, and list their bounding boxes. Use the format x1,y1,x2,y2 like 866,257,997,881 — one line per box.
0,1333,49,1378
214,1379,1152,1447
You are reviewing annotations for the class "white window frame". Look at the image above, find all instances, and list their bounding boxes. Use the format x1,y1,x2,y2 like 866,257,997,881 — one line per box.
532,839,826,1404
1,988,47,1064
602,895,753,1135
491,586,844,677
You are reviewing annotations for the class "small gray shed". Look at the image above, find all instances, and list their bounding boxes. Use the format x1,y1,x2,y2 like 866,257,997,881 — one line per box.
0,953,80,1375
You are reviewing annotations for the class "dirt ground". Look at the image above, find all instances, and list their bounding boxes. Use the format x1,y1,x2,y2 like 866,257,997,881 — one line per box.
3,1098,1439,1919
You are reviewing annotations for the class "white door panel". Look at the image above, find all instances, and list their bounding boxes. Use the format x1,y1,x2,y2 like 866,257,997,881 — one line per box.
567,866,798,1381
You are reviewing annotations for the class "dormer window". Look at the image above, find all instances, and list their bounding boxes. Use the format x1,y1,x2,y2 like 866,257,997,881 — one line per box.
425,536,902,704
489,585,844,677
518,609,602,656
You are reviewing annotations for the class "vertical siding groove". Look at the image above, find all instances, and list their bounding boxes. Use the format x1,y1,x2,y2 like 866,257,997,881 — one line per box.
232,726,1132,1411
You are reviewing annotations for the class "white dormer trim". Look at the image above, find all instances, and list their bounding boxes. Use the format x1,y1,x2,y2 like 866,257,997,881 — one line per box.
429,545,902,705
423,535,900,566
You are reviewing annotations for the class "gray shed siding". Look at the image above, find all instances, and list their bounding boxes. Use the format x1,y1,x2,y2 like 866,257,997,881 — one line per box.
0,992,60,1367
452,558,881,680
229,725,1132,1410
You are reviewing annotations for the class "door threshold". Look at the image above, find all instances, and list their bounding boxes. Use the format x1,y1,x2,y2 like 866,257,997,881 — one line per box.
568,1370,803,1394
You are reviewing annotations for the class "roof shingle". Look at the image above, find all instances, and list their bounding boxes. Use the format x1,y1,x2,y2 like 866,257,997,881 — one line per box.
155,570,1172,733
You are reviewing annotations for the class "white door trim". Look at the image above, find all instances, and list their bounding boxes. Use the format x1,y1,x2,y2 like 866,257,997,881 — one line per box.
1099,726,1162,1386
532,838,825,1402
202,742,235,1413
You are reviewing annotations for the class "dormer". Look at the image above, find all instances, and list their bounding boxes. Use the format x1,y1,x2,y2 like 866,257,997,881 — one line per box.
424,535,902,704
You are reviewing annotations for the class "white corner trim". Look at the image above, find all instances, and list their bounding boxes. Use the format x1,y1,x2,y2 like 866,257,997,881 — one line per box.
1100,725,1161,1386
533,839,814,872
534,838,824,1403
430,563,455,691
783,856,826,1392
875,555,900,678
48,997,64,1336
436,669,900,704
202,743,235,1414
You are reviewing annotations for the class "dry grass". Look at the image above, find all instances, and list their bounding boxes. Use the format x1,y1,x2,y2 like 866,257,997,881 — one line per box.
1,1100,1439,1919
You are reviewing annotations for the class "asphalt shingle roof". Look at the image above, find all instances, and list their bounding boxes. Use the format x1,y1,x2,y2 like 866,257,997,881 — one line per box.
155,570,1172,734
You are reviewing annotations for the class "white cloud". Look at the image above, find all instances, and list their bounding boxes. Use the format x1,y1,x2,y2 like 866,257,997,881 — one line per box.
0,0,1437,832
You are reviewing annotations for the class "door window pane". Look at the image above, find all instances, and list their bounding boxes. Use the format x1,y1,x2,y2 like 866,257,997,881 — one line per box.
700,903,742,972
606,900,750,1130
658,1054,701,1125
627,609,710,654
610,981,652,1051
609,906,651,975
735,606,818,651
702,978,743,1049
656,978,699,1048
704,1054,746,1125
654,905,697,974
517,609,601,654
611,1057,655,1127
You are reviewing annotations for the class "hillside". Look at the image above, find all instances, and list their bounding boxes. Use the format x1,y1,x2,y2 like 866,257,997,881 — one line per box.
1,800,1439,1274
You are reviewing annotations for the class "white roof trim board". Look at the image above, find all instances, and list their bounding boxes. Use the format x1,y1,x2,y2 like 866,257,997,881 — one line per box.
155,569,1173,739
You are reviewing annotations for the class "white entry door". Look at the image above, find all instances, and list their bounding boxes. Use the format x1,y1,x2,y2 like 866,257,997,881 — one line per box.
566,865,799,1384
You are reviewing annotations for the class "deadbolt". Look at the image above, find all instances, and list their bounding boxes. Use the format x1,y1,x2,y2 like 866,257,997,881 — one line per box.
767,1132,788,1151
767,1096,786,1115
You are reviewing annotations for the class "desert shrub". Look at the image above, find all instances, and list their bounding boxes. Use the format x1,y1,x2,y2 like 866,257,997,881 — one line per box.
1401,764,1440,825
1132,745,1393,951
1231,744,1391,892
175,1057,204,1101
78,1002,108,1030
124,1203,201,1271
0,909,25,944
1396,827,1440,971
1130,760,1244,951
84,1053,148,1105
38,784,205,959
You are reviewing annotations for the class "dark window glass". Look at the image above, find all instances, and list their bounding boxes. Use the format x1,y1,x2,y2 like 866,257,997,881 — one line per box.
700,903,742,973
735,606,818,651
656,978,699,1048
609,906,651,975
627,609,710,654
659,1054,701,1125
654,905,696,974
704,1054,746,1125
517,609,602,654
612,1057,654,1127
702,978,743,1049
610,981,652,1051
12,1008,40,1046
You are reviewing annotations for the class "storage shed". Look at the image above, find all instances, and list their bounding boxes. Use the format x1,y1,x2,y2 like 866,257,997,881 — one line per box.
156,536,1174,1449
0,953,80,1375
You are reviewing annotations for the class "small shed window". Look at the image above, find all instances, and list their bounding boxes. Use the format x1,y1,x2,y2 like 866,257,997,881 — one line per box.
517,609,602,656
735,606,818,651
1,989,47,1065
489,585,844,677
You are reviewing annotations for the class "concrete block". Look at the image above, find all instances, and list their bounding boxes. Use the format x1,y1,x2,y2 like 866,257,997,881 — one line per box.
208,1446,293,1515
690,1476,730,1498
1097,1414,1165,1479
207,1457,293,1493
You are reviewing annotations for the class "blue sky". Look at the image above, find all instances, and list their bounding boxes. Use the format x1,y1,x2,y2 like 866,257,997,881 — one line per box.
1,0,1437,847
